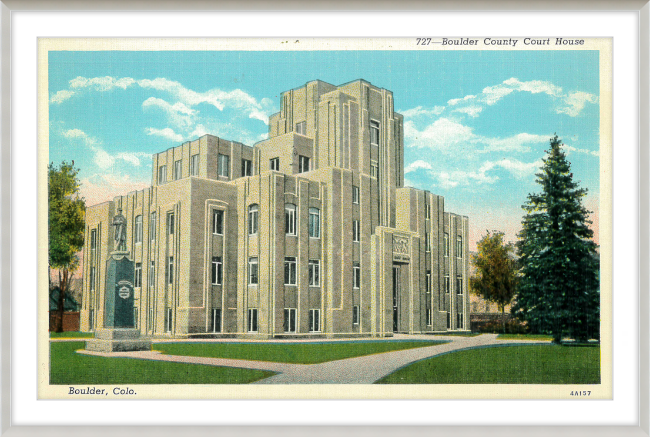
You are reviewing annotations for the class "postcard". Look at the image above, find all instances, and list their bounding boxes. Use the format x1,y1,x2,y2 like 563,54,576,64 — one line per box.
38,37,611,400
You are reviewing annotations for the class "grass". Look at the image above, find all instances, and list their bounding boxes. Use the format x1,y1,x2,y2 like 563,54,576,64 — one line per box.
153,340,447,364
496,334,553,341
376,344,600,384
50,331,95,339
429,332,480,337
50,342,275,384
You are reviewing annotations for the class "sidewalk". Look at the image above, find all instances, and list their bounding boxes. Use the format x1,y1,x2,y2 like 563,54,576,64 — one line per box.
77,334,550,384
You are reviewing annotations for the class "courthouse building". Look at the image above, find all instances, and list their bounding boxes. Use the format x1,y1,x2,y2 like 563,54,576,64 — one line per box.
80,79,470,338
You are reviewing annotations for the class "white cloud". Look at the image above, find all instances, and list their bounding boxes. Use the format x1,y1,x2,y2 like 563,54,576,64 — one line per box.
493,158,543,179
480,133,549,153
503,77,562,97
50,90,75,104
116,152,150,167
62,128,149,169
447,95,476,106
404,118,474,151
69,76,136,91
556,91,599,117
62,128,89,139
400,106,445,118
145,127,184,143
435,158,541,189
404,160,434,174
563,144,599,157
481,84,514,105
142,97,196,129
452,105,483,117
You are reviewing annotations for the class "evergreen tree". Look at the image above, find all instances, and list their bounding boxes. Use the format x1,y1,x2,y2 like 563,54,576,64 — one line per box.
514,135,600,343
49,161,85,332
470,231,518,333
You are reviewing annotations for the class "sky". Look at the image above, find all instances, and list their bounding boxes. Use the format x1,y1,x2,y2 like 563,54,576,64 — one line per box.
48,50,600,251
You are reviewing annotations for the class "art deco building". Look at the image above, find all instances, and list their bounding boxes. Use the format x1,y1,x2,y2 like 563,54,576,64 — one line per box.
80,79,470,338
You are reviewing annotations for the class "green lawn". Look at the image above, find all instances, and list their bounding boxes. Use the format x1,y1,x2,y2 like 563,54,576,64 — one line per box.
496,334,553,341
50,342,275,384
376,344,600,384
50,331,95,339
153,340,447,364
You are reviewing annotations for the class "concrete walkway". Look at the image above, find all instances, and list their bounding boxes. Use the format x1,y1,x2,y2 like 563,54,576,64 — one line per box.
77,334,550,384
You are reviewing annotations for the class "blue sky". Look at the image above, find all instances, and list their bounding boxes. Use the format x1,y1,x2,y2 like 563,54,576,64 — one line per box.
49,50,600,250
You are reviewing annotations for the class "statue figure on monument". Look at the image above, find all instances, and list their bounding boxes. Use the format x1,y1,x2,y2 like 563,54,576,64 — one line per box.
112,208,127,251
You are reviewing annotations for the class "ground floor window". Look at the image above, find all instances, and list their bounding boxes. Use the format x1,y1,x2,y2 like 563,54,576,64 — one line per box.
133,307,139,328
211,308,222,333
165,308,173,333
309,309,320,332
446,311,450,329
283,308,296,333
88,308,94,330
457,312,464,330
352,305,360,325
248,308,258,332
426,308,432,326
148,308,154,332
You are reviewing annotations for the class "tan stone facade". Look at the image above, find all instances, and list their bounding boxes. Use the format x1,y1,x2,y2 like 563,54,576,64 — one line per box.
81,79,470,338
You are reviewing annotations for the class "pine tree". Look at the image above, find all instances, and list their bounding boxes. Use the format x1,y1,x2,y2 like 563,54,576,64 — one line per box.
514,135,600,343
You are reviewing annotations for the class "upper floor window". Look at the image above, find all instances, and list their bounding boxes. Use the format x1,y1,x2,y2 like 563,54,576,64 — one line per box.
135,263,142,288
167,212,175,235
426,271,431,294
90,229,97,251
167,256,174,284
353,263,361,289
158,165,167,184
248,257,259,285
218,154,230,178
457,236,463,258
298,156,310,173
174,159,182,180
190,154,199,177
456,275,463,294
353,220,360,243
425,233,431,252
284,257,297,285
295,121,306,135
370,163,379,179
150,212,156,241
89,267,96,291
308,259,320,287
211,256,223,285
213,209,224,235
270,157,280,171
285,204,297,236
242,159,252,177
445,275,450,294
352,186,359,204
370,120,380,146
134,215,143,244
425,202,430,219
444,233,449,257
248,205,259,235
149,261,155,288
309,207,320,238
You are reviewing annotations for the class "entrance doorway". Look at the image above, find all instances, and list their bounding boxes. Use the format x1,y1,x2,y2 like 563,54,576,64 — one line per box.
392,266,399,332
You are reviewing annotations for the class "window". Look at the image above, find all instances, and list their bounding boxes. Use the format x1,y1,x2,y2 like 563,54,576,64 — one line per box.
353,305,360,325
134,215,143,244
174,159,182,180
89,309,94,330
89,267,96,291
149,261,155,288
167,256,174,284
158,165,167,184
213,210,224,235
445,275,450,293
242,159,252,176
150,212,156,241
218,154,230,177
148,308,153,332
457,236,463,258
370,120,380,145
211,308,221,333
248,308,258,332
444,233,449,257
248,257,258,285
352,186,359,204
308,260,320,287
165,308,172,333
370,163,379,179
90,229,97,251
309,208,320,238
425,203,430,219
248,205,259,235
353,220,360,242
353,263,361,289
457,313,464,330
167,212,175,235
456,276,463,294
426,271,431,294
270,157,280,171
298,155,310,173
190,154,199,177
425,233,431,252
447,312,451,329
285,204,296,235
427,308,432,326
133,307,139,329
283,308,297,333
284,257,297,285
211,257,223,285
134,263,142,288
309,309,320,332
295,121,306,135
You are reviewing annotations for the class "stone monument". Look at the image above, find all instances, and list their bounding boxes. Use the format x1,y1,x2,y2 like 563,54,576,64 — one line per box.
85,208,152,353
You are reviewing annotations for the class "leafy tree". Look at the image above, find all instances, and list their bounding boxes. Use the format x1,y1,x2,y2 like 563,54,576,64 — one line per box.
514,135,600,343
470,231,518,333
49,161,85,332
